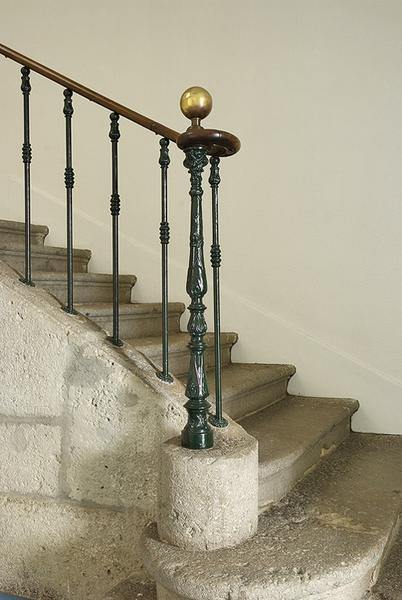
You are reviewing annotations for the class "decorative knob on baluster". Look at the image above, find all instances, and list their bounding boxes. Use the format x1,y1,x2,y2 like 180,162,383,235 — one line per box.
180,86,213,128
178,86,240,157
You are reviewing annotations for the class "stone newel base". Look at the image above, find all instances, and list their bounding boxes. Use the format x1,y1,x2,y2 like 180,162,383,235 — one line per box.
157,420,258,551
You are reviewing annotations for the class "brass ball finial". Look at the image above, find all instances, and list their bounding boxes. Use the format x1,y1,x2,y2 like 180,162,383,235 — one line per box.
180,87,212,125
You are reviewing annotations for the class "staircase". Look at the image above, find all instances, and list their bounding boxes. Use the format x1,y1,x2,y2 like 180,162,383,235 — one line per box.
0,218,401,600
0,39,400,600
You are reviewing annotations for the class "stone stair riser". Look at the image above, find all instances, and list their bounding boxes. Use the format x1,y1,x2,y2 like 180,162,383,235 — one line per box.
226,378,290,420
0,221,48,246
89,311,182,340
0,250,89,274
145,342,233,379
258,415,352,508
38,281,133,305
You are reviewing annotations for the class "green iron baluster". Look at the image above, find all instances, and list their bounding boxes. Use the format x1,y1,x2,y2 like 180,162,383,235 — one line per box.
208,156,228,428
181,145,214,450
157,138,173,383
63,89,77,315
107,112,123,347
20,66,34,287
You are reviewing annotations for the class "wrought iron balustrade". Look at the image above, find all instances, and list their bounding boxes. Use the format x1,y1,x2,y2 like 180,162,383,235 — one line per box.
0,42,240,449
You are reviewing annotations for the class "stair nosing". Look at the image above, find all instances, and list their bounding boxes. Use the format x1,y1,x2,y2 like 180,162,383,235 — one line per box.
76,302,185,317
0,219,49,235
129,331,238,355
0,243,91,259
32,272,137,284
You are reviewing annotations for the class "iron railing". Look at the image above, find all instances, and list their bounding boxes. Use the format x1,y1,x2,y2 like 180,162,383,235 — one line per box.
0,43,240,449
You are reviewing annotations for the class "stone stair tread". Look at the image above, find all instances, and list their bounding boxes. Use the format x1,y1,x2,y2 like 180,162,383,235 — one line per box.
32,271,137,284
241,395,359,477
76,301,185,317
0,242,91,259
128,331,238,355
143,433,402,600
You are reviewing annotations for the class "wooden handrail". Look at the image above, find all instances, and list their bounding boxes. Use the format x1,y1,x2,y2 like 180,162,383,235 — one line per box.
0,42,180,143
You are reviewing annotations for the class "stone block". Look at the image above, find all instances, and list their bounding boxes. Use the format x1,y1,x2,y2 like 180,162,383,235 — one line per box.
0,495,147,600
0,423,61,496
158,422,258,551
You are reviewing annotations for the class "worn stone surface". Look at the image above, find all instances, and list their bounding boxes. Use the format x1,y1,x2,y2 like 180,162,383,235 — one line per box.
78,302,185,339
105,575,157,600
370,521,402,599
143,434,402,600
63,356,184,509
0,277,69,417
131,332,238,378
2,222,395,600
0,495,149,600
240,395,359,507
0,423,61,496
158,423,258,551
156,584,185,600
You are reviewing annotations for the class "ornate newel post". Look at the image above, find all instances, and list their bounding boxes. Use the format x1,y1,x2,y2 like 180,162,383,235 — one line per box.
141,88,257,597
179,88,213,450
177,87,241,450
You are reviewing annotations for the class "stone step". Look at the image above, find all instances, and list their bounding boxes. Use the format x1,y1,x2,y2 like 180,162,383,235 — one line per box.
77,302,186,340
33,272,137,305
240,395,359,508
143,433,402,600
0,243,91,274
129,332,238,378
179,363,296,420
0,219,48,246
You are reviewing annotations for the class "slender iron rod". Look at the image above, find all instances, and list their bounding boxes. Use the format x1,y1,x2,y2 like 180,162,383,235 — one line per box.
208,157,228,427
108,112,123,347
157,138,173,383
181,146,213,449
63,89,76,314
20,67,33,286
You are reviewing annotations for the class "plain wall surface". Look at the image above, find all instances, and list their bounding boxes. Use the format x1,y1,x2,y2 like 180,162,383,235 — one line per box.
0,0,401,433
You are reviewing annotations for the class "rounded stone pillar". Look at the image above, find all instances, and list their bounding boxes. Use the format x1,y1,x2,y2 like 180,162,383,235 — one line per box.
157,419,258,551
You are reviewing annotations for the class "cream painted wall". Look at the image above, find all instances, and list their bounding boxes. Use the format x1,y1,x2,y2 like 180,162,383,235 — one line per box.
1,0,401,433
